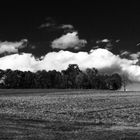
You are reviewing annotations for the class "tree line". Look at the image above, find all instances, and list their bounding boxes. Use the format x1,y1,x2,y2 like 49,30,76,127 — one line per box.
0,64,122,90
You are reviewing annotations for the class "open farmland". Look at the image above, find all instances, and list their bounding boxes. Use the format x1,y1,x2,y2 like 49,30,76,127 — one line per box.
1,90,140,139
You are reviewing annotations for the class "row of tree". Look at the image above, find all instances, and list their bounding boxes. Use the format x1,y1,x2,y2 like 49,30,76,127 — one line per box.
0,64,122,90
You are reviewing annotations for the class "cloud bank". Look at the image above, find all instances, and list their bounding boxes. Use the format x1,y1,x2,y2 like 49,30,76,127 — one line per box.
0,48,140,82
51,32,87,50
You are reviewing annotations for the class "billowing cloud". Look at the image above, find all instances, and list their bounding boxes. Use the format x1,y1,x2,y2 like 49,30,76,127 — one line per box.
0,39,28,55
0,48,140,83
51,32,87,50
0,53,38,72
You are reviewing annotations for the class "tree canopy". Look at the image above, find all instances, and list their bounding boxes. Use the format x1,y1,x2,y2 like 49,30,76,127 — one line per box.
0,64,122,90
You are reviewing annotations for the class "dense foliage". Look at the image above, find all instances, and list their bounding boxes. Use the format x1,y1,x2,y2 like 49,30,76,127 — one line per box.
0,64,122,90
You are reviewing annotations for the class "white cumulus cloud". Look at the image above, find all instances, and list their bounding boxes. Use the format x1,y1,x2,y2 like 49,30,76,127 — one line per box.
51,32,87,50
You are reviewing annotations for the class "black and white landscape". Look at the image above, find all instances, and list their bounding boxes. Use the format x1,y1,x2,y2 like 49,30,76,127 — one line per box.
0,1,140,139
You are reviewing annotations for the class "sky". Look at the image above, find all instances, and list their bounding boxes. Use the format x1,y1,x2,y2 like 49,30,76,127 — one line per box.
1,2,140,90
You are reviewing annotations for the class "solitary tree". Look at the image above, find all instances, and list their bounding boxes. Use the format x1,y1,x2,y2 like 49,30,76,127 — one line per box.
121,73,129,91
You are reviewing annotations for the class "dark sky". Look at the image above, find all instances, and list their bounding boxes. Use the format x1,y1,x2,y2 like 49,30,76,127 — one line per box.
0,1,140,55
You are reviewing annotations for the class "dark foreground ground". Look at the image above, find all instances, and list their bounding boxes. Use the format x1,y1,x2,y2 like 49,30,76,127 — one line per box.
1,89,140,139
